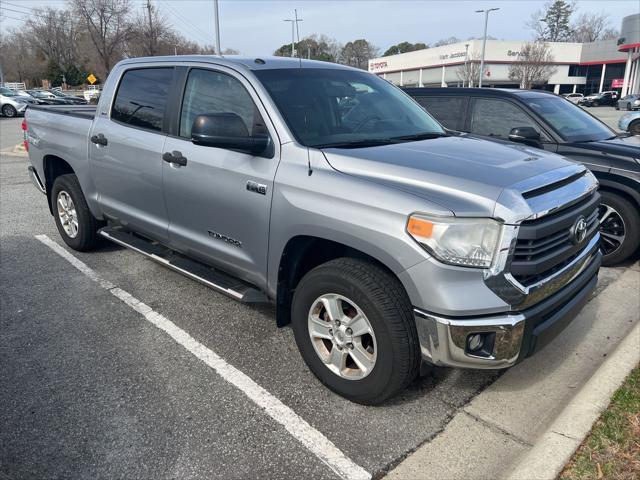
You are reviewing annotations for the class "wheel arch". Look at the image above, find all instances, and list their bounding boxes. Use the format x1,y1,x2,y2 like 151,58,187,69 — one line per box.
274,235,405,327
43,155,76,214
594,172,640,209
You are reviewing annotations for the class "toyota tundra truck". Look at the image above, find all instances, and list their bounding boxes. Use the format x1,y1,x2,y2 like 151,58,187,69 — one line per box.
25,56,602,404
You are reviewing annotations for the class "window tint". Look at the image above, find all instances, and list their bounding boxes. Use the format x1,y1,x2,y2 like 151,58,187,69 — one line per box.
180,68,267,138
414,96,466,130
112,68,173,132
470,98,548,140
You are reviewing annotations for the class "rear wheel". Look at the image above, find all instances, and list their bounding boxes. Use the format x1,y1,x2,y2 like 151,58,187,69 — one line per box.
598,191,639,266
291,258,420,405
629,120,640,136
52,174,101,251
626,102,632,111
2,104,17,117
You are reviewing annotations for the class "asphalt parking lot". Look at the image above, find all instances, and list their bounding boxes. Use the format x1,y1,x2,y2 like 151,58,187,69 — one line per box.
0,108,637,479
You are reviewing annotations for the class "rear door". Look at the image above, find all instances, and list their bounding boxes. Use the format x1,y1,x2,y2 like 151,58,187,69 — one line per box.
467,97,558,153
161,66,280,287
90,67,175,241
411,96,469,131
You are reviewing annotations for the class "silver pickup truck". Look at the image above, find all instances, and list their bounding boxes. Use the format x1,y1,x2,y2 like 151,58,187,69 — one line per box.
26,56,601,404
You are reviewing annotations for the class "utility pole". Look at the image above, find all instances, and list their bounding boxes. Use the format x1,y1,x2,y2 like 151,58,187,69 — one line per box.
476,7,499,88
146,0,154,55
464,43,469,87
284,10,303,57
213,0,221,55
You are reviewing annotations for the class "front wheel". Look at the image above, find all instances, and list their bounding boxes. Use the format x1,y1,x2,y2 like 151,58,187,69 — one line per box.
598,191,640,266
629,120,640,136
52,174,101,251
2,104,17,117
291,258,420,405
626,103,632,111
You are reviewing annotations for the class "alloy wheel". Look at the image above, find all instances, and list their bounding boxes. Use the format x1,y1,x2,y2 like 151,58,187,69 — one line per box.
57,190,79,238
598,203,626,256
307,293,377,380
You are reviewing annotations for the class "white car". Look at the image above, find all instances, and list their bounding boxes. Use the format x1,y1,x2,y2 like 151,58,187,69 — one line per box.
0,87,36,117
562,93,584,104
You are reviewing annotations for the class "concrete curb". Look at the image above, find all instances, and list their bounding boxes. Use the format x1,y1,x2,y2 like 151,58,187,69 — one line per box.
386,266,639,480
506,320,640,480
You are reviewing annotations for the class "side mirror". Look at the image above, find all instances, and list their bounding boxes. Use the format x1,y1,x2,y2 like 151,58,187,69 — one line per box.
191,113,271,156
508,126,541,147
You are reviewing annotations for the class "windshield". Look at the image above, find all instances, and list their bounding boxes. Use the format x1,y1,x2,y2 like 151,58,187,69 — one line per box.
254,68,445,148
51,90,65,97
0,87,17,97
29,91,46,98
523,95,615,142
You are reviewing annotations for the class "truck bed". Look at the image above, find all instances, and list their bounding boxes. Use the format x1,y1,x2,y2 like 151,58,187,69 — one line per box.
27,104,97,120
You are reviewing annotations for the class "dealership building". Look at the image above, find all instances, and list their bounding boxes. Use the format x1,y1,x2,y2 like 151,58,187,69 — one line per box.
369,13,640,96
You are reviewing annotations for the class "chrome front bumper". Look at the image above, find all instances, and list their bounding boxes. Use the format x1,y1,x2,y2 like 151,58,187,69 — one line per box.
414,239,601,369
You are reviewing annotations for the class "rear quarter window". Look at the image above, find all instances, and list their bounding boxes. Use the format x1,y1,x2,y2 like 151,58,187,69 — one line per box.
413,96,467,130
111,68,174,132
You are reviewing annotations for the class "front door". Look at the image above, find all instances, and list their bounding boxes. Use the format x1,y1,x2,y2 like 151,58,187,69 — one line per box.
162,66,280,287
90,67,174,241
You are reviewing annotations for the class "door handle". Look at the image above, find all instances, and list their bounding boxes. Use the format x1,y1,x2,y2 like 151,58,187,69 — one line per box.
162,150,188,167
90,133,108,146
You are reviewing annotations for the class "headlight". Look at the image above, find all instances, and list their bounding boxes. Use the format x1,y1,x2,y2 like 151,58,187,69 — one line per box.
407,214,502,268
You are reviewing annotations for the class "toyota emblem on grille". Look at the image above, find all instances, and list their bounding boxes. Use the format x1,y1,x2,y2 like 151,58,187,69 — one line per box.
571,216,588,245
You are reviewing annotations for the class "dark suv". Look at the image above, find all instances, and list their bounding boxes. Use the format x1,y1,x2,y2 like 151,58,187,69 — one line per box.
405,87,640,265
579,91,619,107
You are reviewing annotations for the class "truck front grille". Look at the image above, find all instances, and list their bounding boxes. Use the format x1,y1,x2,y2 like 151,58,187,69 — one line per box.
511,192,600,286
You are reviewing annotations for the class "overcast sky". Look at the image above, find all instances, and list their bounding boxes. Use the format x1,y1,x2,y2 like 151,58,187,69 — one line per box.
0,0,637,55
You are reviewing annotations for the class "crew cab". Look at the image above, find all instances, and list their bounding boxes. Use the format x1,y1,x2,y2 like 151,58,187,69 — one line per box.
26,57,601,404
405,87,640,265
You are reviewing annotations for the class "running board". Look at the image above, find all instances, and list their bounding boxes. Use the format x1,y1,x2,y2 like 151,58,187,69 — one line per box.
99,227,268,303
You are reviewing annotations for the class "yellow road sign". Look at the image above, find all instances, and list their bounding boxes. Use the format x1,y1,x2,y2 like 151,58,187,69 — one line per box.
87,74,97,85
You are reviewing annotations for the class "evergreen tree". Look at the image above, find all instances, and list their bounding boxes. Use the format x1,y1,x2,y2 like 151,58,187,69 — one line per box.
539,1,574,41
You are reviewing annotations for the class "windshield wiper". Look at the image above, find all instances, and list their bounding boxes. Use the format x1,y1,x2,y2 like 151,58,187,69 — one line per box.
314,139,397,149
389,131,448,142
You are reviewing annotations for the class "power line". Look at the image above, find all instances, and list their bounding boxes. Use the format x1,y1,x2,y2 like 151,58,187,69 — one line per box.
2,1,33,13
0,6,30,16
157,0,212,46
0,14,27,23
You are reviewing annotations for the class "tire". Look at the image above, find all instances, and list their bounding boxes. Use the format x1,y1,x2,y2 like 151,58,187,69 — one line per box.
598,191,640,266
2,104,17,118
626,103,632,111
615,103,620,110
593,101,599,107
51,174,101,251
629,120,640,136
291,257,420,405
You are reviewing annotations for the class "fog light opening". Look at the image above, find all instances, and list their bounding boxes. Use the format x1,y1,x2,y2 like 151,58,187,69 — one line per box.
465,332,496,358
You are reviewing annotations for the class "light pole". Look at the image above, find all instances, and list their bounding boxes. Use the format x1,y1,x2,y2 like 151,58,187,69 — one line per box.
213,0,221,55
464,43,469,87
284,10,303,57
476,7,499,88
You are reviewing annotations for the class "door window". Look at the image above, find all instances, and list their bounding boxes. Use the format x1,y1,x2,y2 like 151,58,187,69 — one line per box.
179,68,268,139
470,98,548,140
111,68,174,132
413,96,467,130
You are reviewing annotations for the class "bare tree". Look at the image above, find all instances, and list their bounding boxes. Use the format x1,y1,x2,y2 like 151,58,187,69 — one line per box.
71,0,133,76
456,52,481,87
433,37,460,47
340,39,379,70
571,12,615,42
508,42,557,89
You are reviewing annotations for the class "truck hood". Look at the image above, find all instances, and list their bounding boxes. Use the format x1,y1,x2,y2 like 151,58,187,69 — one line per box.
321,135,577,217
572,135,640,160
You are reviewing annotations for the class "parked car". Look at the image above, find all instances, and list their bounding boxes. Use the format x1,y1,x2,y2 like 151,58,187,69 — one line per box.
619,111,640,136
83,85,101,103
0,86,37,117
616,94,640,111
27,90,73,105
48,89,88,105
25,56,602,404
405,87,640,265
562,93,584,104
578,91,619,107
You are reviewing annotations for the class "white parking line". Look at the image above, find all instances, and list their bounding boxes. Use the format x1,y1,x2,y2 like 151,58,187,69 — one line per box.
35,234,371,480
